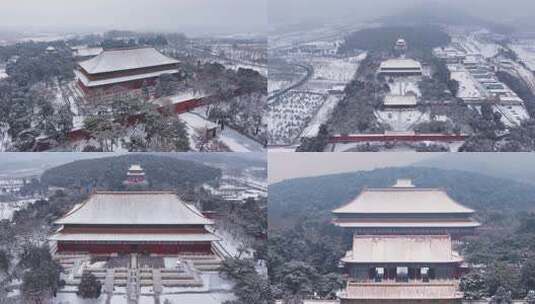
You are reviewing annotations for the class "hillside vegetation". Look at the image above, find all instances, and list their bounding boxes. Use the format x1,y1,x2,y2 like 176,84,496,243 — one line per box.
268,167,535,301
41,154,221,190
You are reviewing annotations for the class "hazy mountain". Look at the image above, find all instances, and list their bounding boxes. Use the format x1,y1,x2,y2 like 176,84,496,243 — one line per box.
161,152,267,172
0,153,119,177
269,167,535,228
41,154,221,190
377,2,513,33
414,154,535,185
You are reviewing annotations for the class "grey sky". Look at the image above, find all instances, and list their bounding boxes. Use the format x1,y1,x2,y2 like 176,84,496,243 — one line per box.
0,0,266,35
268,153,439,184
269,0,535,26
268,153,535,185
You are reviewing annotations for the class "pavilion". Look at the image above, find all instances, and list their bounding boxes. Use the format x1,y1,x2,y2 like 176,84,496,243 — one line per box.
332,179,480,303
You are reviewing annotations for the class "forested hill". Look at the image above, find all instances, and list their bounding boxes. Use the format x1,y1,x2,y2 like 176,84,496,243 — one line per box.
162,152,267,171
269,167,535,228
41,154,221,190
338,26,451,54
376,2,513,34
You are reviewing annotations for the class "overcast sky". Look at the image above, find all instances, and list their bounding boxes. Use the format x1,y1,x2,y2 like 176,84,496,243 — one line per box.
269,0,535,26
0,0,266,35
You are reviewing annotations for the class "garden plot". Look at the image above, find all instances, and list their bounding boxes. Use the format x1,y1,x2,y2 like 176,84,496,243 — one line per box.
301,95,341,137
307,55,363,83
268,91,327,145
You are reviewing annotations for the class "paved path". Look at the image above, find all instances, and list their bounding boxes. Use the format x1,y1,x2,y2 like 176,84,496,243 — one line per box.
219,127,265,152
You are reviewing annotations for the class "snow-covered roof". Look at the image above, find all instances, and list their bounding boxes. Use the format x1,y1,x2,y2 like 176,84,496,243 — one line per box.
342,235,463,264
380,59,422,70
332,179,475,214
78,47,179,74
73,47,103,58
341,281,463,300
128,164,143,171
74,68,179,87
55,191,213,225
50,232,219,242
384,95,418,106
334,220,480,229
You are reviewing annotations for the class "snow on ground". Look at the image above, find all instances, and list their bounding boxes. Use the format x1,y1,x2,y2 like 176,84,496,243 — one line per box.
139,295,155,304
218,127,264,152
268,80,290,94
160,293,234,304
388,78,421,97
0,199,37,221
511,40,535,72
0,68,8,79
510,61,535,92
269,91,327,145
179,112,264,152
301,95,340,137
495,104,530,127
214,228,253,258
154,90,208,107
307,55,361,83
454,34,500,59
376,110,430,132
450,70,484,101
54,293,106,304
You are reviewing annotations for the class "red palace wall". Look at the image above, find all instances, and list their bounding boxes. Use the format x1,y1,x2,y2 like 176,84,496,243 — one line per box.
57,241,213,255
329,133,467,143
127,176,145,183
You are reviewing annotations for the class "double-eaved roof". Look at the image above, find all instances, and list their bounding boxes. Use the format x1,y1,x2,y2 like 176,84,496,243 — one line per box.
332,179,480,230
332,179,475,215
78,47,179,74
379,58,422,70
55,191,213,226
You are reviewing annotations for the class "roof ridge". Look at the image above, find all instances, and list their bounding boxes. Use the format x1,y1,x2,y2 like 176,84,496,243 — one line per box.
94,190,175,194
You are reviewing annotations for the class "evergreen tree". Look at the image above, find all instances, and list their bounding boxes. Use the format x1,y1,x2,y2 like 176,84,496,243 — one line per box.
77,271,102,299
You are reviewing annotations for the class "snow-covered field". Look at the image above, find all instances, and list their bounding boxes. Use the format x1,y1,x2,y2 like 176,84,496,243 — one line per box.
0,68,8,79
376,110,429,132
307,55,362,83
160,292,234,304
268,91,327,145
495,104,530,127
453,34,500,58
179,111,264,152
268,64,307,95
510,40,535,72
301,95,340,137
0,199,37,221
450,70,484,101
